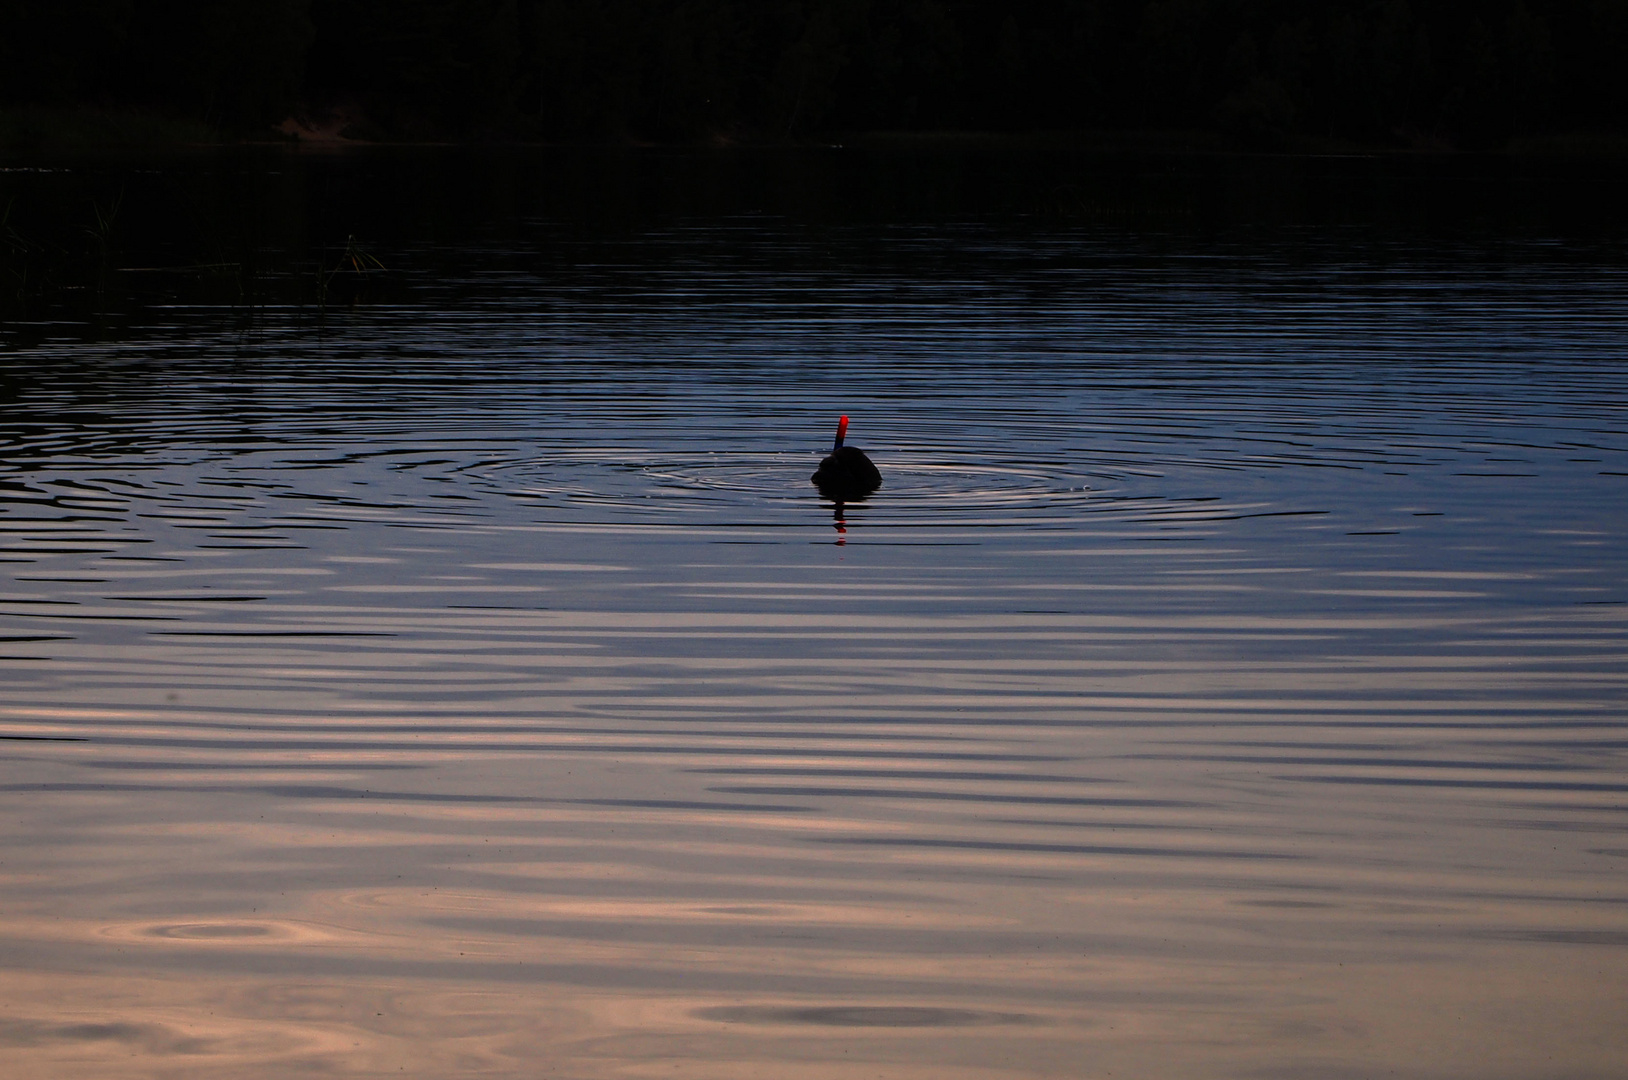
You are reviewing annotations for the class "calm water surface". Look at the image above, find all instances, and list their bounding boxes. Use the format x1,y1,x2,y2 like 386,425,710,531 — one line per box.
1,149,1625,1078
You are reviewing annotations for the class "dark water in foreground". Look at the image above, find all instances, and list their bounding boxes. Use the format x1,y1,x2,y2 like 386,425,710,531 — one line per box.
1,148,1626,1079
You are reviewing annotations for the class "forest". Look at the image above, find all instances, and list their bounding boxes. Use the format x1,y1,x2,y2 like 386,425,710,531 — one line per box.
1,1,1625,149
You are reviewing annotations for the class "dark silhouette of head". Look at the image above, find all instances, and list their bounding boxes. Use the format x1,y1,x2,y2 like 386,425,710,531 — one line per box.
812,415,881,500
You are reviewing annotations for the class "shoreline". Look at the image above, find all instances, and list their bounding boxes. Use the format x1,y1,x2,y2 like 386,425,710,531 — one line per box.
6,107,1628,159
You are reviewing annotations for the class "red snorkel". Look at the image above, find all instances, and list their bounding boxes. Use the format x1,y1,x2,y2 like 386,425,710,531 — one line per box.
833,415,848,451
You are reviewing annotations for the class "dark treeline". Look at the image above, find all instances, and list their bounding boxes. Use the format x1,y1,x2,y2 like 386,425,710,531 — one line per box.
3,1,1626,148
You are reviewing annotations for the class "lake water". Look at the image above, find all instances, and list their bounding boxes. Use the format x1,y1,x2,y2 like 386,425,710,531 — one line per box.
2,147,1626,1079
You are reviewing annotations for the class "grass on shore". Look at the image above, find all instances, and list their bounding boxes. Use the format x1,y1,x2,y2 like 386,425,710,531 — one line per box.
0,107,220,152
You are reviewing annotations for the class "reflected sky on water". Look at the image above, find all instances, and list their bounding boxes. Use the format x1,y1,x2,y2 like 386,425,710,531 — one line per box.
1,147,1625,1079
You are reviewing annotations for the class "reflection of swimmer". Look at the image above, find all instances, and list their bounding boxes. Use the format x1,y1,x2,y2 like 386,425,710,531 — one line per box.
812,415,881,500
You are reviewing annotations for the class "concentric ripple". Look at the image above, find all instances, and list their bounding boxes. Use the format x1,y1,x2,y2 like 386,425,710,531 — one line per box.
462,446,1111,522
